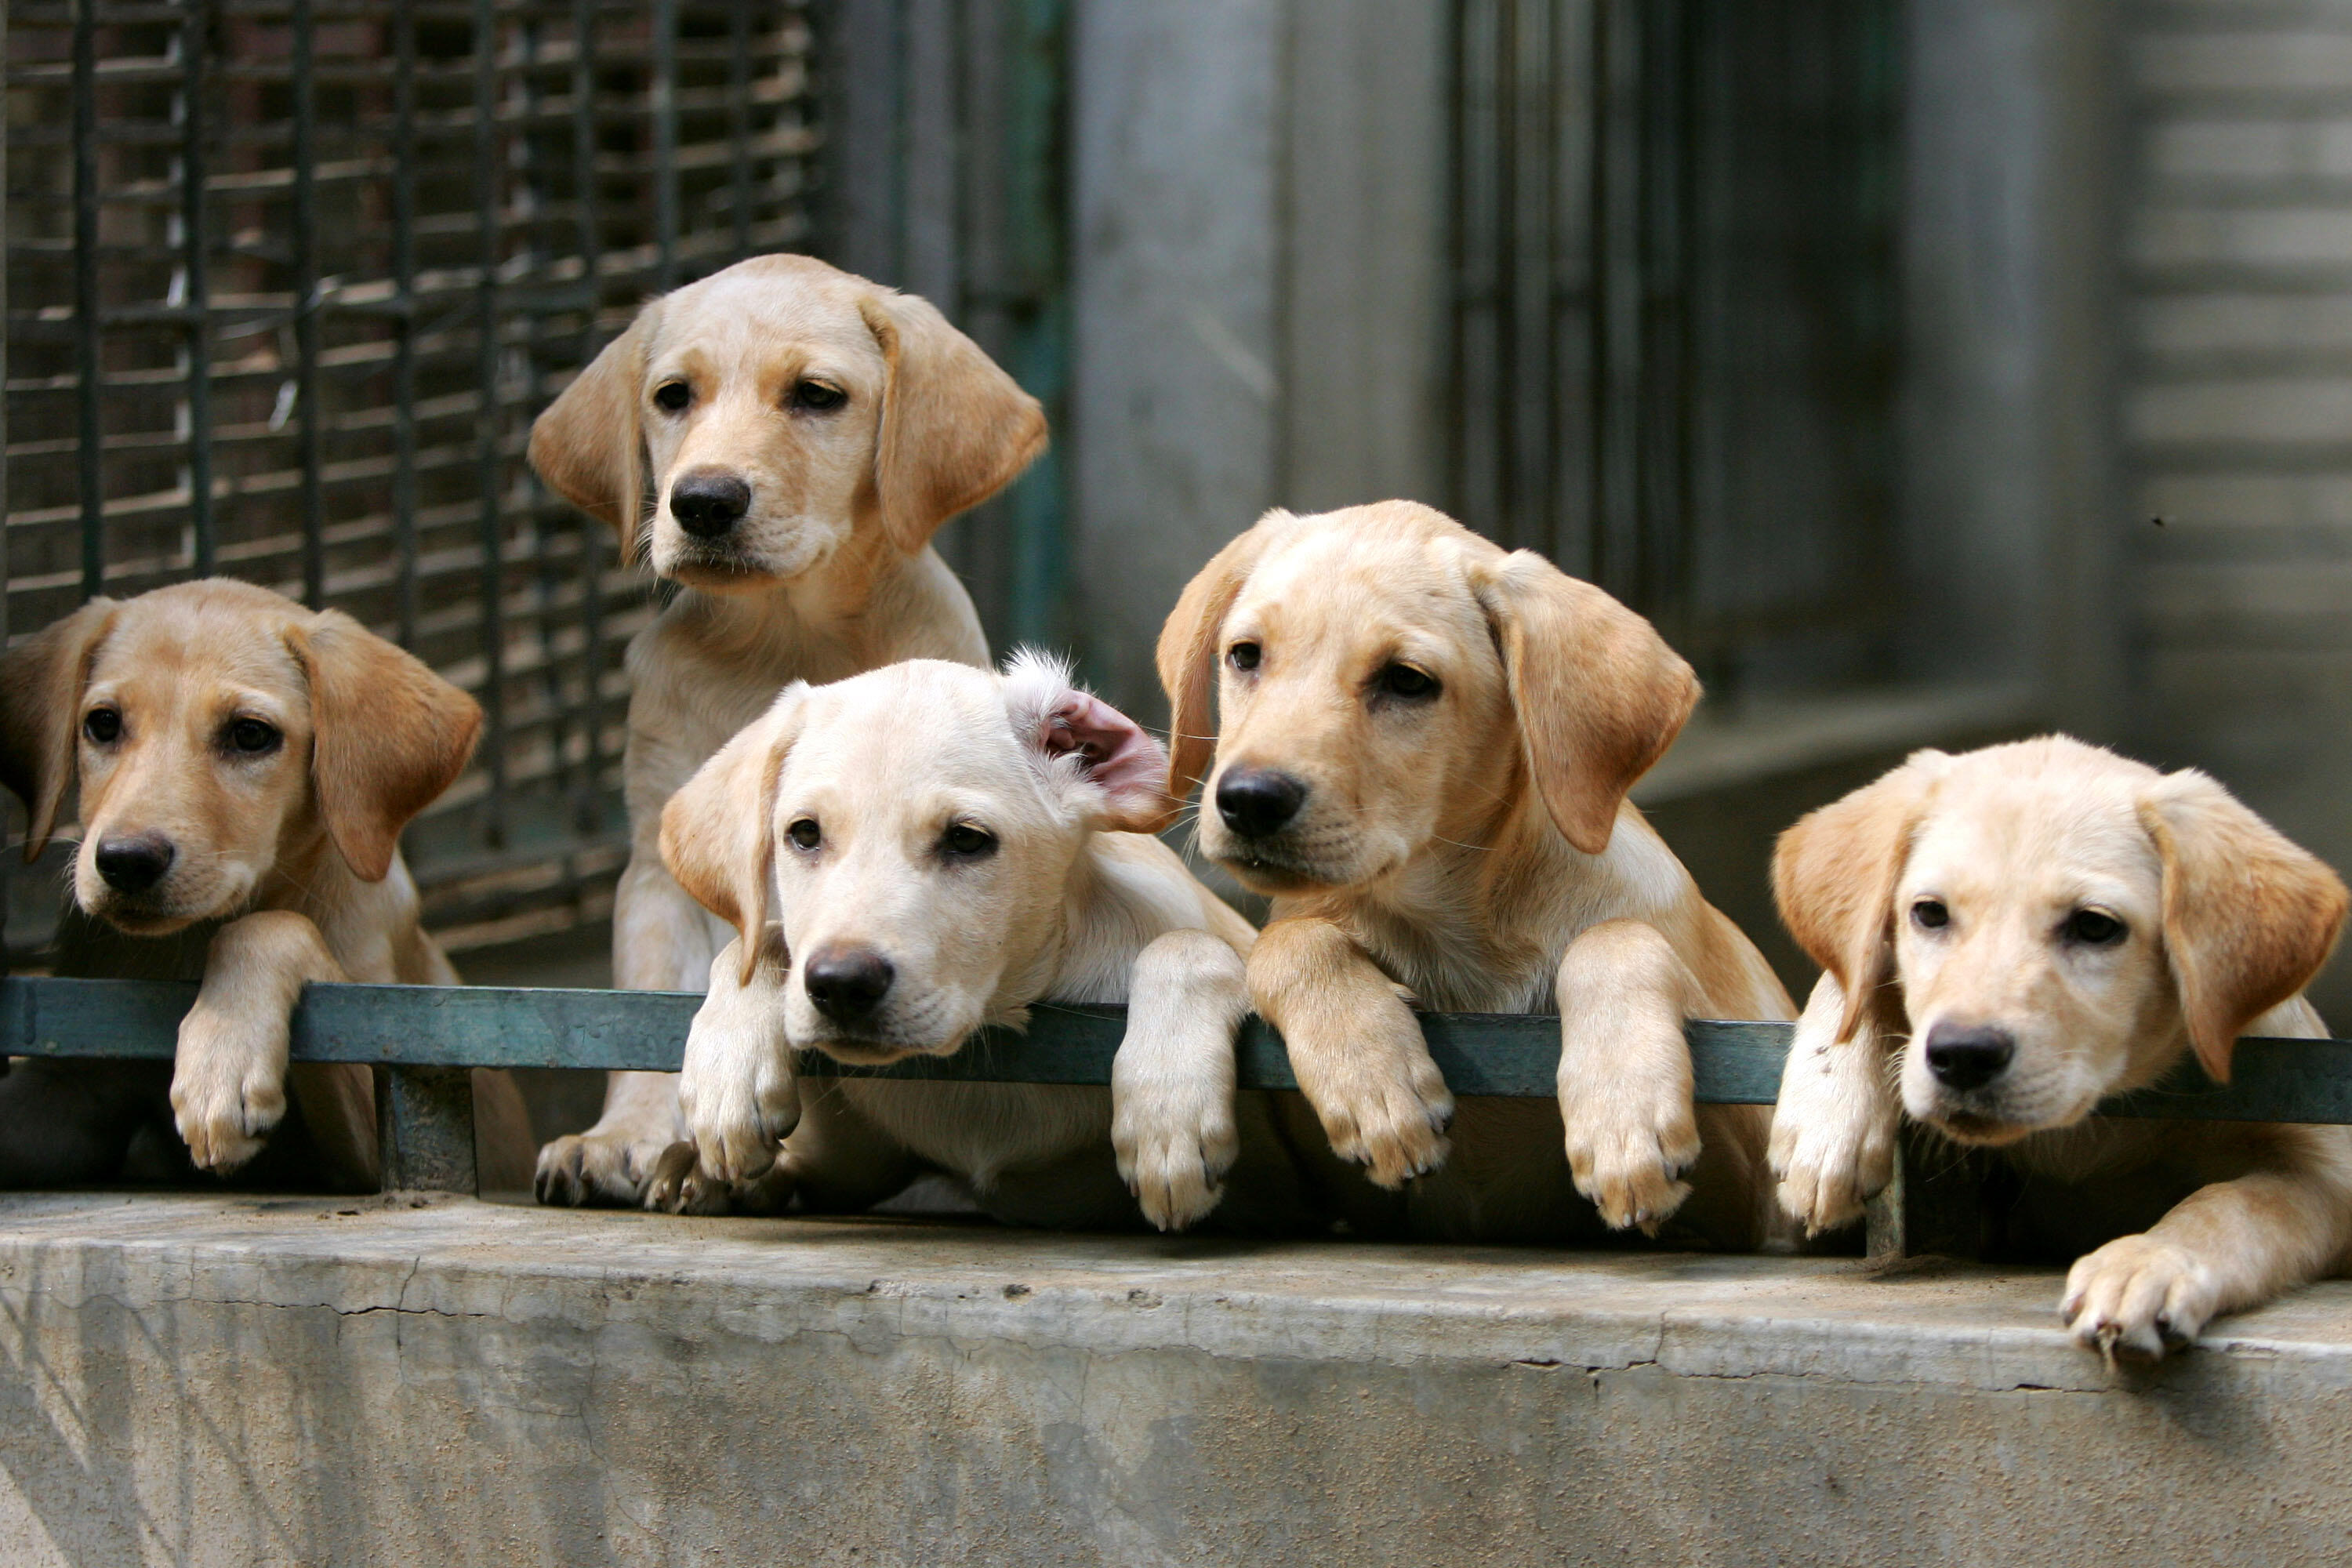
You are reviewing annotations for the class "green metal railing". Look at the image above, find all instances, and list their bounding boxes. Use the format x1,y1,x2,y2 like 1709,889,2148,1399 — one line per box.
14,973,2352,1257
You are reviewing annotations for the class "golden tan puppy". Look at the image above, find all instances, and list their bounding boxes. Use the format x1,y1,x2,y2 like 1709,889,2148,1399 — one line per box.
1160,501,1791,1247
1771,736,2352,1359
528,254,1046,1205
641,655,1312,1232
0,579,532,1191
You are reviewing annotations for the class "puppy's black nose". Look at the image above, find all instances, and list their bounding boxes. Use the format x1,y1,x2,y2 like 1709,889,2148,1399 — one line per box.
804,946,895,1022
1216,768,1308,839
1925,1023,2016,1091
669,470,752,539
95,834,175,895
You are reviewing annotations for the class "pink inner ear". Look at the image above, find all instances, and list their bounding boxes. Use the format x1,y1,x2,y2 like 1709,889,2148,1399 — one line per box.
1041,691,1170,825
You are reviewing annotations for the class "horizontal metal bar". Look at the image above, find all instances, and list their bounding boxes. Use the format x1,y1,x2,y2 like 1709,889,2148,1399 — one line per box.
5,976,2347,1120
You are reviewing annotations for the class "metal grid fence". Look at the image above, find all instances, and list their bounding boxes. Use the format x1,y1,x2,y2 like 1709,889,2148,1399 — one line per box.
2,0,816,955
1452,0,1900,693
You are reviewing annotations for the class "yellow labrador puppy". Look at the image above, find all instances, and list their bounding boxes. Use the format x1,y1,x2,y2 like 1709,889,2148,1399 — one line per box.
528,253,1047,1205
1771,736,2352,1359
1160,501,1790,1247
643,654,1312,1232
0,579,532,1191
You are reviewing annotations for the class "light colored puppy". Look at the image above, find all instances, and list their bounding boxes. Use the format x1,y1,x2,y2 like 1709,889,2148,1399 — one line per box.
0,579,532,1191
1159,501,1791,1247
528,253,1047,1205
643,655,1311,1232
1771,736,2352,1359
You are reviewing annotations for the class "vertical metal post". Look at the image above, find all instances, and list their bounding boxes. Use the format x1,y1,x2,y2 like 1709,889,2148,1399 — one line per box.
292,0,325,607
1864,1127,1989,1261
572,0,608,832
474,0,510,845
2,0,11,986
1000,0,1065,648
393,0,421,648
653,0,680,289
728,0,754,260
72,0,104,601
180,0,215,576
375,1065,481,1193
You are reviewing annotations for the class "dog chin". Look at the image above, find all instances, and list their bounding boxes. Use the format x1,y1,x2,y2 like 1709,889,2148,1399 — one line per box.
661,553,791,594
80,895,202,938
1203,837,1356,895
1915,1095,2088,1148
801,1034,960,1068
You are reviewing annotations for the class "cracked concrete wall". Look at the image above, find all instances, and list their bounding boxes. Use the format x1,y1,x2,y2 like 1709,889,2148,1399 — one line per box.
5,1196,2352,1565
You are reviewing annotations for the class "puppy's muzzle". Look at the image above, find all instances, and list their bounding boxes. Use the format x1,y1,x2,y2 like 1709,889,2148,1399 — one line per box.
670,467,752,540
95,833,176,895
804,943,895,1025
1924,1022,2016,1092
1216,767,1308,840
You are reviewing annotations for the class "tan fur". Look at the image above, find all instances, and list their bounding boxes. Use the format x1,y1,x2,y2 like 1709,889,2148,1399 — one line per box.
0,579,532,1192
1159,502,1794,1248
1769,735,2352,1359
642,656,1312,1234
527,255,1046,1205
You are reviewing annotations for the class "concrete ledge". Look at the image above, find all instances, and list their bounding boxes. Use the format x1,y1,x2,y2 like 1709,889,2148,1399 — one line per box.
3,1196,2350,1565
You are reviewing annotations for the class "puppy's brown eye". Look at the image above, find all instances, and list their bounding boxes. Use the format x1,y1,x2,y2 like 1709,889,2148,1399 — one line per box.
1911,899,1950,931
786,818,822,852
1376,663,1439,700
225,718,281,755
789,379,846,412
941,822,997,859
83,708,121,744
1228,642,1261,672
2064,909,2126,947
653,382,691,413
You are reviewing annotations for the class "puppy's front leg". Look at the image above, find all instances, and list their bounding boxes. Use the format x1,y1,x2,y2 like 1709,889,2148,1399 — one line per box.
1768,971,1900,1235
1250,916,1452,1189
668,934,800,1195
173,911,346,1172
1555,918,1709,1232
1113,929,1247,1231
2063,1127,2352,1360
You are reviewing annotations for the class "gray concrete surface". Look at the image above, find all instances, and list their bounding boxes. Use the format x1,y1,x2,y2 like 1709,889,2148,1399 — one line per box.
3,1194,2350,1565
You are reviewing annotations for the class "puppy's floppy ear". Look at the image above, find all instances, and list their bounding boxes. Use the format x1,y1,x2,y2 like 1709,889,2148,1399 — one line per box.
528,304,658,559
858,289,1047,554
1773,751,1947,1044
1154,513,1287,803
295,610,483,882
1472,550,1698,856
662,686,806,985
1004,651,1174,833
2139,770,2350,1081
0,597,118,860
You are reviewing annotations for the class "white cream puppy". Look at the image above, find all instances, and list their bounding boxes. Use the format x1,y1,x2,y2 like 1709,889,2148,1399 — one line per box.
1771,736,2352,1359
647,655,1308,1232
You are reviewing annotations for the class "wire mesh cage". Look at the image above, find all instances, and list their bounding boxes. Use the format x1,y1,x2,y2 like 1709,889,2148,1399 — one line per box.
2,0,817,956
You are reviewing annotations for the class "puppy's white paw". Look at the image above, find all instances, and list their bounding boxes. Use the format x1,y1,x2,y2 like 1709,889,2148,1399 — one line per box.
1112,1081,1238,1232
2062,1236,2220,1364
1768,1083,1896,1238
1561,1087,1700,1233
677,986,800,1185
535,1129,674,1207
170,1007,289,1173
